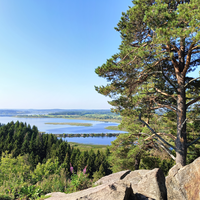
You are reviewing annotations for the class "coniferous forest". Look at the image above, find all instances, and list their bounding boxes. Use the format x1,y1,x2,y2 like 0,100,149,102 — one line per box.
0,121,111,199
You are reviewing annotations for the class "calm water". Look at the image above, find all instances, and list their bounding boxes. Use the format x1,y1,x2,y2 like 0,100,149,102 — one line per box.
0,117,126,145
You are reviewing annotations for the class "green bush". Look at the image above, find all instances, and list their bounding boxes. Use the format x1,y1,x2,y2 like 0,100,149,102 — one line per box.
18,185,43,200
36,168,68,194
67,172,92,193
31,158,61,184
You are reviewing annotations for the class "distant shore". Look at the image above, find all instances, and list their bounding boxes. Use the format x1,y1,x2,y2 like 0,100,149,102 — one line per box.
14,114,122,123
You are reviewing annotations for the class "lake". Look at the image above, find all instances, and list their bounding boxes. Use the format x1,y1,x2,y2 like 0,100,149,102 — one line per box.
0,116,126,145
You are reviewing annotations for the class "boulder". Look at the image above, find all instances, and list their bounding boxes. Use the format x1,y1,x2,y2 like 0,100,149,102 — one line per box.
137,168,167,200
166,157,200,200
122,169,167,200
94,170,131,185
45,168,167,200
46,181,133,200
122,170,150,186
46,157,200,200
45,192,68,200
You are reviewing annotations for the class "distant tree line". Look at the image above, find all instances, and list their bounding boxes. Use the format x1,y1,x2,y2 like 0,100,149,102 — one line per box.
55,133,120,138
49,110,116,116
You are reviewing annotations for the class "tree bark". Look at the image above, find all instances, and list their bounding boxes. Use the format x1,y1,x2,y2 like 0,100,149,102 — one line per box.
134,152,141,170
175,74,187,166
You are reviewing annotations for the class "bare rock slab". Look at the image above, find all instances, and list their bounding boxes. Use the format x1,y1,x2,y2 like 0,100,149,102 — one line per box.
46,181,133,200
121,169,167,200
166,157,200,200
137,168,167,200
95,170,131,185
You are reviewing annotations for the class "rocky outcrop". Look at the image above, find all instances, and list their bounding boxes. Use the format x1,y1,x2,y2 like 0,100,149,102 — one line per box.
166,157,200,200
46,157,200,200
119,169,167,200
46,168,166,200
94,170,131,185
46,181,133,200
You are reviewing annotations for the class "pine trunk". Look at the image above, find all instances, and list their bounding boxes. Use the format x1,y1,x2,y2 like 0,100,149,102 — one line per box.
175,75,187,166
134,153,141,170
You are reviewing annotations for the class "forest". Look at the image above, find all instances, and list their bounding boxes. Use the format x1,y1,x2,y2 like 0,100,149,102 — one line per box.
0,121,111,199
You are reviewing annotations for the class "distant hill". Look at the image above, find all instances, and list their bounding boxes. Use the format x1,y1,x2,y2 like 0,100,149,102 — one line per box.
0,109,118,117
0,109,67,116
49,109,115,116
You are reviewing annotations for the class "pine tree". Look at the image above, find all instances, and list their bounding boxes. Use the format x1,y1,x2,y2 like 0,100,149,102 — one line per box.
95,0,200,166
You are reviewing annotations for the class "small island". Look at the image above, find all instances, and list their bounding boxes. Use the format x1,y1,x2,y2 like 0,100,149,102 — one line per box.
45,122,93,127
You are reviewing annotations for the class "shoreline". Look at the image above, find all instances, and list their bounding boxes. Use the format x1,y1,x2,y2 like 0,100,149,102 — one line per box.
13,115,122,123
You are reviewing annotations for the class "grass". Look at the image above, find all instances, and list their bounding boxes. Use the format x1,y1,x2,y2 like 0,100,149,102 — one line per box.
68,142,108,152
105,126,127,131
45,122,92,127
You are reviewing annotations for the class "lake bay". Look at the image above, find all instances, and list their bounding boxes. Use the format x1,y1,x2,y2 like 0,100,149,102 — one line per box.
0,116,126,145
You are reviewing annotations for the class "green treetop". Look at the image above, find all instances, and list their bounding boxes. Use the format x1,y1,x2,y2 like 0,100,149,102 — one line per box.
95,0,200,166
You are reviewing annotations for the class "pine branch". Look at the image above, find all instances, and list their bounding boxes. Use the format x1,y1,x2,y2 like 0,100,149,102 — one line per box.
187,136,200,147
192,51,200,54
153,100,177,112
155,87,176,100
161,66,177,91
159,143,176,160
186,97,200,108
144,132,176,141
170,44,179,52
184,77,200,88
116,43,147,65
191,45,200,50
144,130,176,160
136,132,176,160
138,113,176,150
183,43,195,76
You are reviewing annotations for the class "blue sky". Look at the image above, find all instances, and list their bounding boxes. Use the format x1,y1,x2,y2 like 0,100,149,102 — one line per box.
0,0,133,109
0,0,199,109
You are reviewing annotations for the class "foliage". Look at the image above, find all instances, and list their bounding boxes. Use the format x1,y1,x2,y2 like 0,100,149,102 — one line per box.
140,153,175,176
95,0,200,165
92,164,106,183
36,169,68,194
31,158,62,184
0,121,111,198
18,185,43,200
68,172,92,193
0,152,31,198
